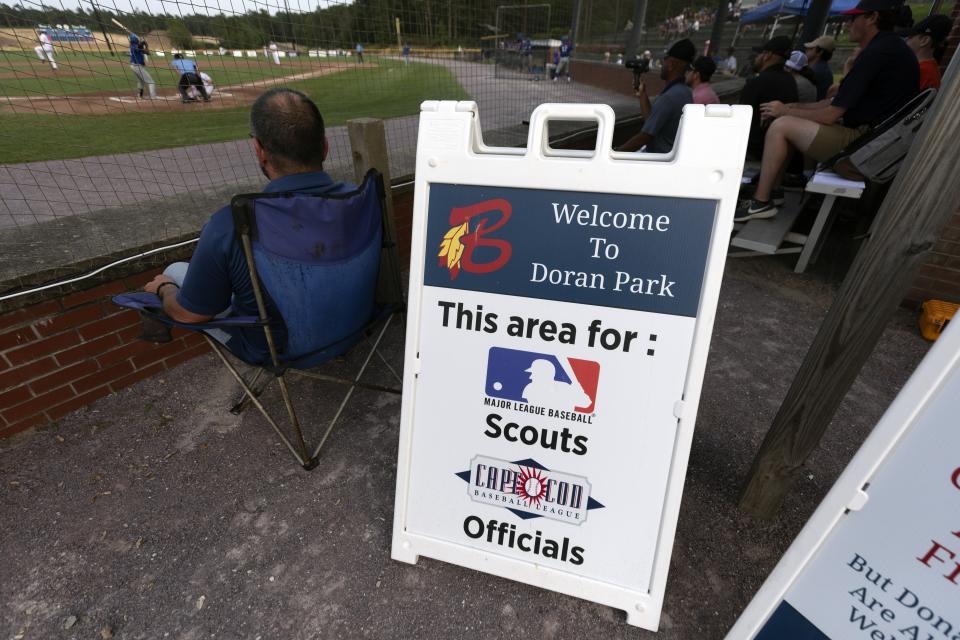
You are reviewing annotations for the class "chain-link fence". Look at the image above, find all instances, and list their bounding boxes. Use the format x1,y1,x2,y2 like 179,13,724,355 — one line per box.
1,0,793,298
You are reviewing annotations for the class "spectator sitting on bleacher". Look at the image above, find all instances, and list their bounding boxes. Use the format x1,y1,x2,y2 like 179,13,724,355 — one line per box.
905,14,952,90
616,39,695,154
723,47,738,75
804,36,836,100
735,0,919,221
688,56,720,104
739,36,798,160
785,51,818,103
142,88,355,363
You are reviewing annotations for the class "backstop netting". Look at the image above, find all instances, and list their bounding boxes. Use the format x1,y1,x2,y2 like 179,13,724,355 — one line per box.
0,0,705,299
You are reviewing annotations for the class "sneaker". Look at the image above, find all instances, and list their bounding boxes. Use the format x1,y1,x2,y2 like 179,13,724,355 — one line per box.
771,188,785,207
553,76,558,82
138,88,144,98
181,97,197,103
734,199,778,222
567,76,571,82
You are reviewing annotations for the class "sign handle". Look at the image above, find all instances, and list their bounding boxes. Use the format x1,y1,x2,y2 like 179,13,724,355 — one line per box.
527,103,617,160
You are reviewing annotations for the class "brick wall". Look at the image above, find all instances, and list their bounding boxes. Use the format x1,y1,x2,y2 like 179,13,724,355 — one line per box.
907,211,960,306
0,267,210,438
0,184,416,439
907,7,960,306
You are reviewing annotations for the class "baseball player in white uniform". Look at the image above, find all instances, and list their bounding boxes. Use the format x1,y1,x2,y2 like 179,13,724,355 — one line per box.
34,29,57,70
269,42,280,65
186,72,215,100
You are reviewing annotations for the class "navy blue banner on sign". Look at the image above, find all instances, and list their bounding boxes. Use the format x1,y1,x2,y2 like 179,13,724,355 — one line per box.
755,601,830,639
423,183,717,317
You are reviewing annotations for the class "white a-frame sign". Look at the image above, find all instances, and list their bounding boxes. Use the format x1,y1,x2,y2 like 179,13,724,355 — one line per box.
392,101,751,630
728,320,960,640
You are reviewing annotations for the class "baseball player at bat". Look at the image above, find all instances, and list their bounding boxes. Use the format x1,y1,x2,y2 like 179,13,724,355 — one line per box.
127,33,156,99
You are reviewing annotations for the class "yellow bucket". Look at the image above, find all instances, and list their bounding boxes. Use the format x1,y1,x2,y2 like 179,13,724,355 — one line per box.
919,299,958,341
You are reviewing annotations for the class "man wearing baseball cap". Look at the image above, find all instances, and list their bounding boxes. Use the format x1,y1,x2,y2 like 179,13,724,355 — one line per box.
617,38,695,154
739,35,798,160
736,0,918,221
688,56,719,105
803,35,836,100
905,14,952,89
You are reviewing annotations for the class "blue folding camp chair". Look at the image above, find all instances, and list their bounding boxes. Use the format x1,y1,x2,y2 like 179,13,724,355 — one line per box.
113,169,404,469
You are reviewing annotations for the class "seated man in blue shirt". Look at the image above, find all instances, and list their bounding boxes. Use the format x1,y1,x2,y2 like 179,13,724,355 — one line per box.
616,39,695,154
143,88,355,363
170,53,209,103
736,0,918,221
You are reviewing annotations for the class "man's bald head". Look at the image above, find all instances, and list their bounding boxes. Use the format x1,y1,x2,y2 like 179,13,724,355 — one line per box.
250,88,326,174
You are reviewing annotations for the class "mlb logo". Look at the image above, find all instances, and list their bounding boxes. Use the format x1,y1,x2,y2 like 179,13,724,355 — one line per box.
485,347,599,413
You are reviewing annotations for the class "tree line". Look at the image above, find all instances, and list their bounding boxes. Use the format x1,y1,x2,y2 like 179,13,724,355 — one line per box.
1,0,707,50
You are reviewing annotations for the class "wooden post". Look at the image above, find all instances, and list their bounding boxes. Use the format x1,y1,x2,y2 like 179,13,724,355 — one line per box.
625,0,647,59
347,118,404,308
708,0,729,56
740,54,960,519
799,0,833,49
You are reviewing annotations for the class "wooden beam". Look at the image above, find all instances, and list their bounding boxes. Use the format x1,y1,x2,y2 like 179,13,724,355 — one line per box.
346,118,405,308
740,56,960,519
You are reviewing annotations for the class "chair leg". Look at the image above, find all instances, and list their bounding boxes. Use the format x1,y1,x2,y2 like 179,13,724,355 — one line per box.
310,314,394,460
203,335,311,468
230,368,269,415
274,374,316,469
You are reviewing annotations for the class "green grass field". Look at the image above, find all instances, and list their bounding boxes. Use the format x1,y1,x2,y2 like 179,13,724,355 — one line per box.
0,58,470,164
0,51,330,97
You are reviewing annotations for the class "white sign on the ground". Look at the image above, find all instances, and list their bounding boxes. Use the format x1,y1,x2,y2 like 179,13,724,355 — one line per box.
728,321,960,640
392,101,751,630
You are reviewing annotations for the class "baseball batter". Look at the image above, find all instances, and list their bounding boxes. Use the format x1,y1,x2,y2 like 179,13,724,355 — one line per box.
34,29,57,70
128,34,156,99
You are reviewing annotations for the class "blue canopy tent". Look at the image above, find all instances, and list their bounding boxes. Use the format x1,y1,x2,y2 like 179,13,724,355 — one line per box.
740,0,859,24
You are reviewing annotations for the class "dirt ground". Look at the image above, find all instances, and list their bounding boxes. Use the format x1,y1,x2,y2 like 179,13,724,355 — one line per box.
0,63,368,115
0,248,933,639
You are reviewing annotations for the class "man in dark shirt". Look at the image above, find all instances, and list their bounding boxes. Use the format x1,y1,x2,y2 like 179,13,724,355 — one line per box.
143,89,354,363
804,35,836,100
736,0,919,221
739,36,799,160
617,38,695,154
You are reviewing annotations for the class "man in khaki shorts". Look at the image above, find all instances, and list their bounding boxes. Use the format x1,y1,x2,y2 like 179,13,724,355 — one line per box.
735,0,919,221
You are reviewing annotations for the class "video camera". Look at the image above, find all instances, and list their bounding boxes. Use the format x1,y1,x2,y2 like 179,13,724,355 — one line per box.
625,57,650,91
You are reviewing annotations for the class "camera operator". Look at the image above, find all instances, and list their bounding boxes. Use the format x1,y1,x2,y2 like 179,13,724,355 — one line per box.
616,39,695,154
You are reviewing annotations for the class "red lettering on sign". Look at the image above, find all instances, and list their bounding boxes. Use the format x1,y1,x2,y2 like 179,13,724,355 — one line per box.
450,199,512,275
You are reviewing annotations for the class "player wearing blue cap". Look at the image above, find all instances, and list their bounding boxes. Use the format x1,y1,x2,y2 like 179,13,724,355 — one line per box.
128,34,156,99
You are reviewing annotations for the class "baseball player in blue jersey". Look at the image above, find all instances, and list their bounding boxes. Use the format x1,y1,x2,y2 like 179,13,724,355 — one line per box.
128,34,156,99
555,36,574,82
518,33,533,73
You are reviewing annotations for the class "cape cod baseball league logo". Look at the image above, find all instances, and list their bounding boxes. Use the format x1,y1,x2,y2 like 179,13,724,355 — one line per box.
437,199,512,279
456,455,604,525
485,346,599,414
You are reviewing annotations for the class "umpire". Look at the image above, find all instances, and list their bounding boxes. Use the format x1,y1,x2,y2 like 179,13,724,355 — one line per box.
171,53,209,103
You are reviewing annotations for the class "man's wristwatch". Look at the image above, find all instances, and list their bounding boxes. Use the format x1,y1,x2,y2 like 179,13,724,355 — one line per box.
156,282,179,298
